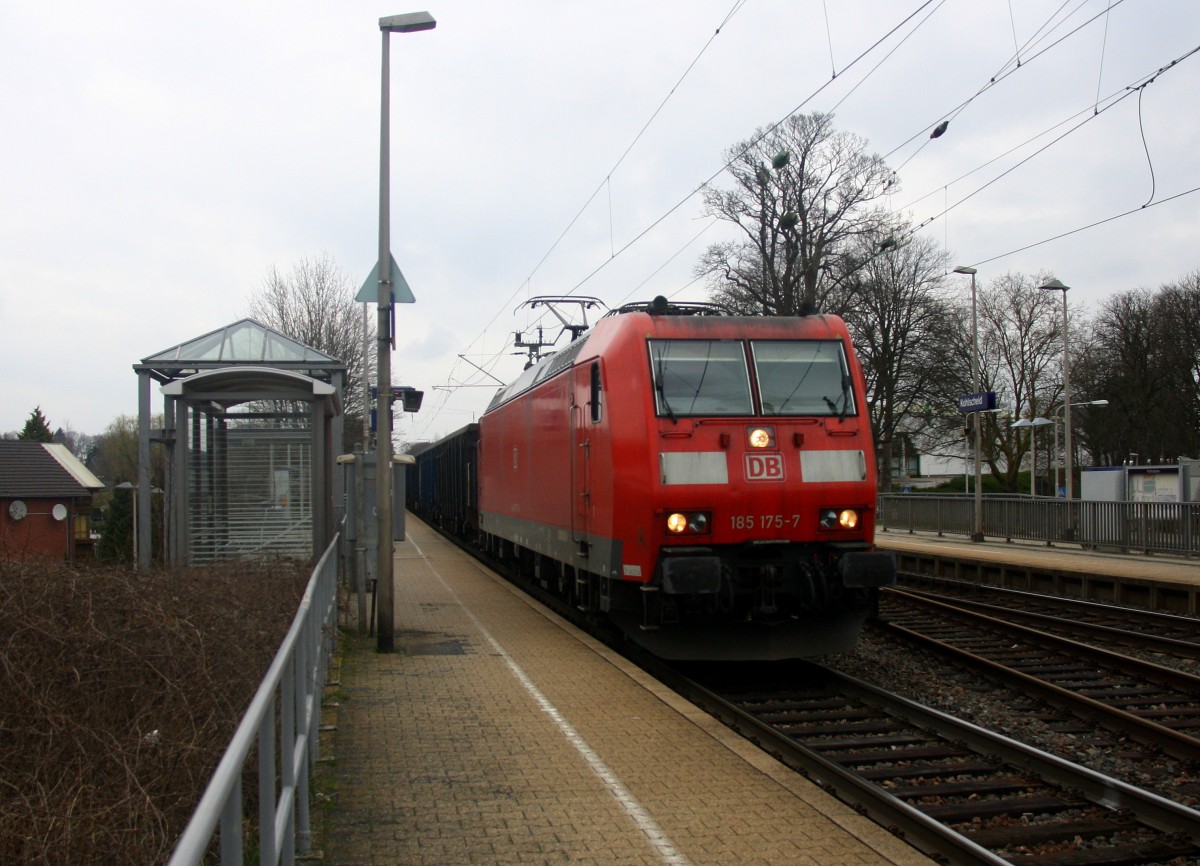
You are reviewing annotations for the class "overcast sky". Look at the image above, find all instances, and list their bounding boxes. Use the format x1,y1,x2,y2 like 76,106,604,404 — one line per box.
2,0,1197,444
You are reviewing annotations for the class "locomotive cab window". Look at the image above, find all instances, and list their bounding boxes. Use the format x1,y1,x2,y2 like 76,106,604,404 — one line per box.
752,340,857,417
649,340,753,417
589,361,602,423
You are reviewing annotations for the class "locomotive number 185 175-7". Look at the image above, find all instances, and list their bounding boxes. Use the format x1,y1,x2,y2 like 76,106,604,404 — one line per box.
730,514,802,530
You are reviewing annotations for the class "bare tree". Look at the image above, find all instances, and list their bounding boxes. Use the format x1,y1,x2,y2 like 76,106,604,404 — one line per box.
972,273,1064,491
1077,273,1200,465
697,112,896,316
248,254,374,445
831,230,958,490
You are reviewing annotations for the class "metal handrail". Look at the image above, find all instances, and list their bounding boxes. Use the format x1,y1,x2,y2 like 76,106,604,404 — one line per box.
166,533,340,866
878,494,1200,557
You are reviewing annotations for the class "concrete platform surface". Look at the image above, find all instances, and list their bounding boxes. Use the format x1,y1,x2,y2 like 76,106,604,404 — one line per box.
877,528,1200,586
321,517,935,866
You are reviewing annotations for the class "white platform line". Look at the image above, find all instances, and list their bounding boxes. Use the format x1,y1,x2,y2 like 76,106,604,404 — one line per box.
408,538,694,866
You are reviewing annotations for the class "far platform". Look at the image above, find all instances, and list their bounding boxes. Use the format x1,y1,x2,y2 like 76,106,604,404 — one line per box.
876,529,1200,614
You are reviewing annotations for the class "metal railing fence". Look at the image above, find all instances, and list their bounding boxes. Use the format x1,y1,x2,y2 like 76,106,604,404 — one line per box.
878,494,1200,557
166,533,340,866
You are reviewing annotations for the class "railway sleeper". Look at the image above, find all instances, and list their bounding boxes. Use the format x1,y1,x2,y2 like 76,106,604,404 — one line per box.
995,836,1195,866
889,777,1040,799
855,758,999,780
919,793,1084,821
835,745,977,765
960,815,1143,851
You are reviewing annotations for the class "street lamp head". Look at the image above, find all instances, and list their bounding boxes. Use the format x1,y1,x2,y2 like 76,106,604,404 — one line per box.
953,265,977,275
380,11,437,32
1089,399,1109,407
1038,278,1069,292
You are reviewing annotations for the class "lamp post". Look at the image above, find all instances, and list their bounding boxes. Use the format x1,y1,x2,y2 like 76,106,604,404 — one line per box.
1038,278,1072,500
376,10,436,653
1012,417,1052,496
954,265,983,541
1049,399,1109,495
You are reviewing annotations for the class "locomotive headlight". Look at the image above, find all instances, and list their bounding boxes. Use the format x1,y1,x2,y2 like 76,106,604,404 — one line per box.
747,426,775,449
666,511,711,535
819,508,860,530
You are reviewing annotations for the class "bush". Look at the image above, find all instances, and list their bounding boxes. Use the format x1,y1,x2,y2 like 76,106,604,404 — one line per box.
0,558,310,865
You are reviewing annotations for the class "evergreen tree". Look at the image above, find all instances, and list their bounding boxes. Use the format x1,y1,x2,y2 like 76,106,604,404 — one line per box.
97,486,134,564
18,406,54,442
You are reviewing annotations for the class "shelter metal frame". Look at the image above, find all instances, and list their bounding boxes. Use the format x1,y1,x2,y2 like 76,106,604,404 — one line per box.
134,320,346,568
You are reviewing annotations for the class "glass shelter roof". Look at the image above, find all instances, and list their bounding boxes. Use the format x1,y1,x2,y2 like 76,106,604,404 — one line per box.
135,319,346,384
143,319,338,365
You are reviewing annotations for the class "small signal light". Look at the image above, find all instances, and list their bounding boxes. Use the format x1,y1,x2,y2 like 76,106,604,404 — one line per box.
666,511,711,535
819,509,860,530
747,427,775,449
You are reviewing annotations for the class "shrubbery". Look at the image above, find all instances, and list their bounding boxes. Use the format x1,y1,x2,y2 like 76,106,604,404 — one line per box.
0,558,310,864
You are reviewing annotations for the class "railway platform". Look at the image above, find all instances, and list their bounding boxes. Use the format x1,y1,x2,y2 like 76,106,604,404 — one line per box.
876,528,1200,613
320,516,935,866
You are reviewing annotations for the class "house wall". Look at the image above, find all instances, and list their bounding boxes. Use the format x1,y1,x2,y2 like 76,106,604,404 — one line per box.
1,497,75,561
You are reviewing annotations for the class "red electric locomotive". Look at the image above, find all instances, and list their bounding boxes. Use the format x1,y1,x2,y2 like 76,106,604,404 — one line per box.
466,296,895,661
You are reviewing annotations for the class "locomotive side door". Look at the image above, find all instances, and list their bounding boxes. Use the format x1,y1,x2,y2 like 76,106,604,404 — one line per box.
570,362,598,554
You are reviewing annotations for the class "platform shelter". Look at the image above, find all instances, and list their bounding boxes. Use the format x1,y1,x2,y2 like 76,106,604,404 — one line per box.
134,319,346,567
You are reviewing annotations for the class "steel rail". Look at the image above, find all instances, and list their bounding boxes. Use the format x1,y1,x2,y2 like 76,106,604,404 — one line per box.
892,573,1200,652
665,663,1200,865
883,587,1200,762
896,582,1200,658
659,666,1013,866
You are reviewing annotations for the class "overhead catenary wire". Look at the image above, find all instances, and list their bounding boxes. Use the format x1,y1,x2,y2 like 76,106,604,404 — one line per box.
417,2,1196,439
414,0,1071,435
900,43,1199,238
963,184,1200,270
419,1,752,428
886,0,1129,177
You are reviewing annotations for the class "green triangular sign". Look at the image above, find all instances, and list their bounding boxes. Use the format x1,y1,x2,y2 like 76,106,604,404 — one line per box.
356,255,415,303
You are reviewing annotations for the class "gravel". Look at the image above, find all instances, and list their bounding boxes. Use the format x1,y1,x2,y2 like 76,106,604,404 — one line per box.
824,625,1200,810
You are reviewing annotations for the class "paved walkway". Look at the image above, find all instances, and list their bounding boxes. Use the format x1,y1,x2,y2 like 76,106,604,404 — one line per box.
319,518,934,866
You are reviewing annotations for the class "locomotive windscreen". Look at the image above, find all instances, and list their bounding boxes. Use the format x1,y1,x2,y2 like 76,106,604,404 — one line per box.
648,338,856,418
649,340,753,416
752,340,857,417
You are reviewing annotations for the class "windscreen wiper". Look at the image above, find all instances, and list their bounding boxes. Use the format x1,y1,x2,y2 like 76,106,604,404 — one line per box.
655,357,677,424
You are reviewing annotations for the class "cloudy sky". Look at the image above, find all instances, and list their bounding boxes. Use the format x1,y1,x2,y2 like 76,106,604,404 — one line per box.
2,0,1197,444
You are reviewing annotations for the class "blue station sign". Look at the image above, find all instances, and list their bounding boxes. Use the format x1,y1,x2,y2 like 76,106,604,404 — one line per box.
958,392,997,413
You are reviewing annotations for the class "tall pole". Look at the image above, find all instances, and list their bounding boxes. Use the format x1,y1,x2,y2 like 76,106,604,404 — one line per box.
955,266,983,541
1053,411,1062,494
1039,279,1072,502
1061,289,1073,502
376,11,436,653
376,27,395,652
1030,423,1036,497
971,270,982,541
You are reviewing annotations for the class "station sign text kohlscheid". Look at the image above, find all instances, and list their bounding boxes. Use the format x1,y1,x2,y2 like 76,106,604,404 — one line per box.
958,392,997,413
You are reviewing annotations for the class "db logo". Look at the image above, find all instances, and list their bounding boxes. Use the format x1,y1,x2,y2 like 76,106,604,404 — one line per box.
744,453,785,481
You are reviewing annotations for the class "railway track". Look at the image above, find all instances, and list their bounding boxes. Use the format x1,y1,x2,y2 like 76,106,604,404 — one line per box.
895,575,1200,662
666,661,1200,866
446,530,1200,862
879,586,1200,764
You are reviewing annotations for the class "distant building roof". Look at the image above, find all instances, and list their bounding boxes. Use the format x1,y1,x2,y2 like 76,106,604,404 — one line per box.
0,442,105,498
